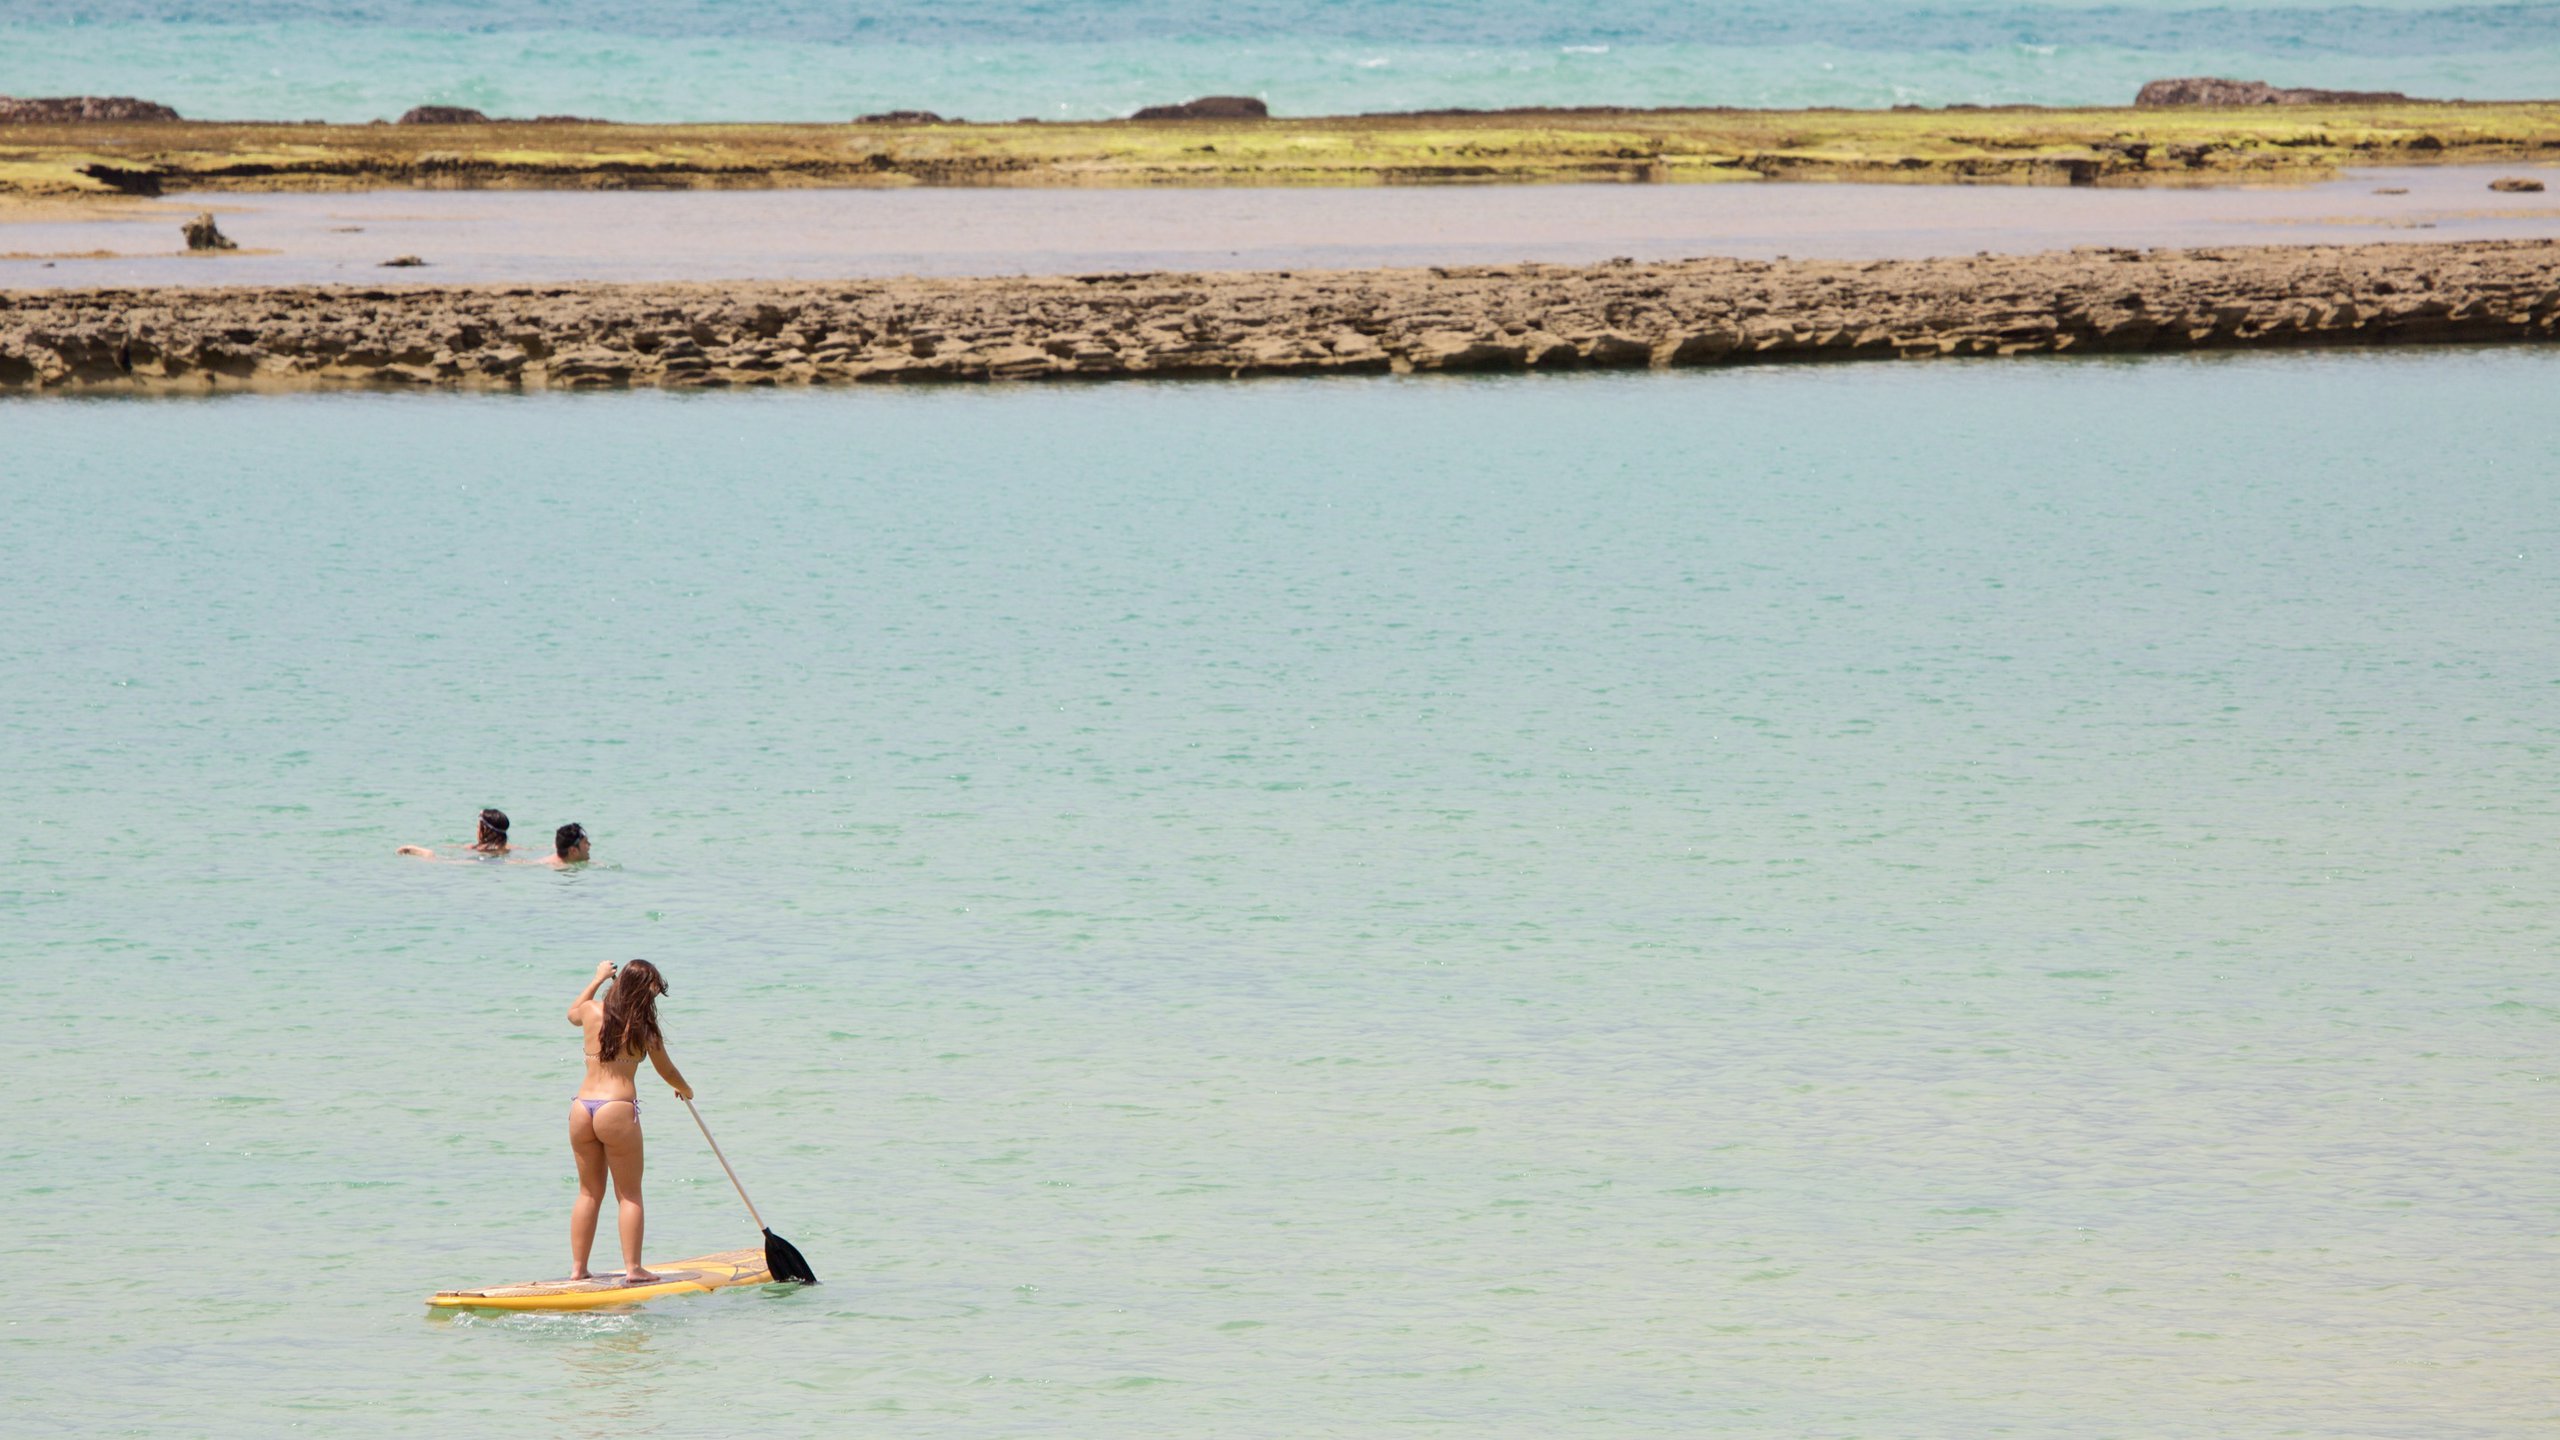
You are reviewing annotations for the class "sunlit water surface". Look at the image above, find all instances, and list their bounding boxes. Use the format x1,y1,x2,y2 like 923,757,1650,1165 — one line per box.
8,164,2560,291
3,354,2556,1436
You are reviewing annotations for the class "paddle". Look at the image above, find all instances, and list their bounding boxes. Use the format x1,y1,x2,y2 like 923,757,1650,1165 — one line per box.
682,1096,819,1285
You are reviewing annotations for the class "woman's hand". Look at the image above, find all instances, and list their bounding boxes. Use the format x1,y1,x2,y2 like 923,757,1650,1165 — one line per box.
673,1082,695,1101
570,960,615,1023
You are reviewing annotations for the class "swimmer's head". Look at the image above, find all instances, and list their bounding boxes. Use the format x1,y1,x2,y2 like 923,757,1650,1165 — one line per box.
556,822,590,862
477,808,510,846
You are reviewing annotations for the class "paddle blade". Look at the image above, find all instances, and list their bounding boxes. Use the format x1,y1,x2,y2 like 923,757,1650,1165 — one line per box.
763,1228,818,1285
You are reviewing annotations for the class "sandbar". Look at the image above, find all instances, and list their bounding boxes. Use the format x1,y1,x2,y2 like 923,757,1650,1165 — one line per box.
0,165,2555,292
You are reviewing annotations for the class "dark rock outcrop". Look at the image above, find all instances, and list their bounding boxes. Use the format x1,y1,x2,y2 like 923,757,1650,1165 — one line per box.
0,95,181,123
78,163,166,196
380,255,428,267
2490,177,2548,192
1130,96,1268,121
181,213,236,251
397,105,491,124
855,110,947,125
2135,77,2422,108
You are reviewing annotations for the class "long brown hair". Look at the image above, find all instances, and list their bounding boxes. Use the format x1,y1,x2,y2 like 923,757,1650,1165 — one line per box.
599,959,667,1063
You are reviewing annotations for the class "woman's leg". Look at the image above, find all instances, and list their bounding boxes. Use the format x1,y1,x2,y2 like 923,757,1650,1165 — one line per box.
594,1103,654,1281
567,1103,608,1280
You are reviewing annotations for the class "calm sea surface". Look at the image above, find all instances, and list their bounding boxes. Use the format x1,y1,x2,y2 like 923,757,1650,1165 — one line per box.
4,353,2557,1435
4,0,2559,120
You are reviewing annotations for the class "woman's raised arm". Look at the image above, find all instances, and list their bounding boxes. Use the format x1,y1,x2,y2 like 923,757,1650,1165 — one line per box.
567,959,615,1026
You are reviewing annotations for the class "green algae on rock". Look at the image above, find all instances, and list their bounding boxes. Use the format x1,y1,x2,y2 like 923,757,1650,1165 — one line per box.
2,103,2557,201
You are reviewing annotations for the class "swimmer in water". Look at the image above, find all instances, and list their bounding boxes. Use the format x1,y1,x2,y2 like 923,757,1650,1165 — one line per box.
542,823,593,868
566,958,692,1283
398,807,512,859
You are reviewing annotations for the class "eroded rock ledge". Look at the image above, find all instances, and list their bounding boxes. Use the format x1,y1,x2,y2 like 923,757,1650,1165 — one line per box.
5,240,2556,393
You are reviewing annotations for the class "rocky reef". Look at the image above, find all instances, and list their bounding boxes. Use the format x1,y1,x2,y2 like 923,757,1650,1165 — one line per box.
5,240,2555,393
0,95,181,122
392,105,604,125
2135,78,2426,108
1129,96,1270,121
396,105,491,124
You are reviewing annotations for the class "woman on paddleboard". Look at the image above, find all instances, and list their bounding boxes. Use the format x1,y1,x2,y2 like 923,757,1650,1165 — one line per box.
566,959,692,1283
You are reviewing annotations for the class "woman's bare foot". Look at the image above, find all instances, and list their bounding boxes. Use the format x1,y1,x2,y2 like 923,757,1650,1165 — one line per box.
622,1268,660,1285
568,1268,592,1281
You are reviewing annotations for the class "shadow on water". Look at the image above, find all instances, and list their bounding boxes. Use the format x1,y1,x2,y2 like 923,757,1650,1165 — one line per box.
558,1319,663,1440
426,1307,669,1437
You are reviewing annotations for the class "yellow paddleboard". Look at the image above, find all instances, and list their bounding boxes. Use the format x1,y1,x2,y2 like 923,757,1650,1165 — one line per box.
427,1249,771,1312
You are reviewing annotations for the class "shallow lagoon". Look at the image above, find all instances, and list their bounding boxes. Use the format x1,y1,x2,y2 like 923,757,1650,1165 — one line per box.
9,165,2560,291
4,353,2556,1435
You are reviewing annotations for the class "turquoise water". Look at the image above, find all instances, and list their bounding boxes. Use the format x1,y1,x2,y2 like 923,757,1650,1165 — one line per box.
4,353,2558,1434
5,1,2559,120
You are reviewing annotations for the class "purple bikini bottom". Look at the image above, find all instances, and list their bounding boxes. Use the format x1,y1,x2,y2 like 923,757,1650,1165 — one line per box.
574,1096,638,1121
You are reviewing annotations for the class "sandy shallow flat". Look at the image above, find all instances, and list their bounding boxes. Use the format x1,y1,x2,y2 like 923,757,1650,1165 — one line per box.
2,164,2553,290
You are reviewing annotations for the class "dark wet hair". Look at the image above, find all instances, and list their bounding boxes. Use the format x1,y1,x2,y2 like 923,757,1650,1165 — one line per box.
556,822,587,855
478,808,510,843
599,959,667,1064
